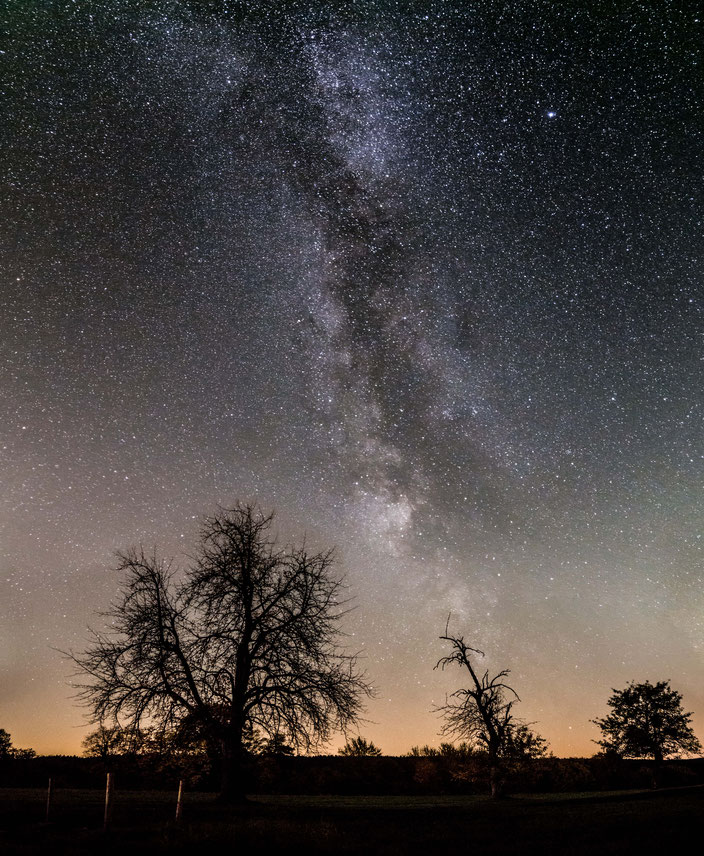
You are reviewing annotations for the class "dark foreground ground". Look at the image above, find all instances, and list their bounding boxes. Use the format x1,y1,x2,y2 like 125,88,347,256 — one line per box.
1,786,702,855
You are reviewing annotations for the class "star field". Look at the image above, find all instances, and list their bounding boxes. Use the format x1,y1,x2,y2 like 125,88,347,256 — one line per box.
2,1,703,755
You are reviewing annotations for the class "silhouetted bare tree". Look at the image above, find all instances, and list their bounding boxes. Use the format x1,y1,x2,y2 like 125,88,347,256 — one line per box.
435,628,524,797
72,503,372,801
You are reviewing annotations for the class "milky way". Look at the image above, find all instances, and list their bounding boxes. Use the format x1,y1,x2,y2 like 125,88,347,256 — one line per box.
2,1,703,755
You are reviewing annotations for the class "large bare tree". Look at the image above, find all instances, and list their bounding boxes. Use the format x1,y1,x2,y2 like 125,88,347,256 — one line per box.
435,628,535,798
72,503,372,800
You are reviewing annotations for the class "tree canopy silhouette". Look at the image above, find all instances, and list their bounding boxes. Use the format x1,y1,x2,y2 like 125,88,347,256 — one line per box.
0,729,12,758
72,503,372,800
0,728,35,760
81,725,135,760
592,679,701,785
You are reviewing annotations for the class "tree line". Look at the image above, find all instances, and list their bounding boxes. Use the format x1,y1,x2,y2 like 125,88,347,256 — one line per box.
53,504,700,801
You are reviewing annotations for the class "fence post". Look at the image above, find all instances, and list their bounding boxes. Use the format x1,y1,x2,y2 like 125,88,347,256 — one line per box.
45,777,52,823
103,772,114,831
175,779,184,822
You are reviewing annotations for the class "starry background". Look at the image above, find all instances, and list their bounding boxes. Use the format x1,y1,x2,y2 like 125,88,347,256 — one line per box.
2,0,703,756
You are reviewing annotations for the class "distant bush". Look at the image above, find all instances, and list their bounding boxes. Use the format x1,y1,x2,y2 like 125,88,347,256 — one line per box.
338,737,382,756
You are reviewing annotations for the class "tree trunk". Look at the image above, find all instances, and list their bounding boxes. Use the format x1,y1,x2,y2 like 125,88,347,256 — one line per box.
218,742,249,803
651,752,664,790
488,744,505,799
489,762,505,799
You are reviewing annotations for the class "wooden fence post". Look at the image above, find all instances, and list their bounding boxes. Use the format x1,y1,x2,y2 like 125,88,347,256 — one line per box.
45,777,52,823
103,772,114,831
175,779,184,822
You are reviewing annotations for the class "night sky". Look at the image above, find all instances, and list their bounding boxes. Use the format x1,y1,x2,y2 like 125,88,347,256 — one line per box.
2,0,703,756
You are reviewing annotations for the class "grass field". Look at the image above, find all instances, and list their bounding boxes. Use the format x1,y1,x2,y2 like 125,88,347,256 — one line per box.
1,785,702,854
